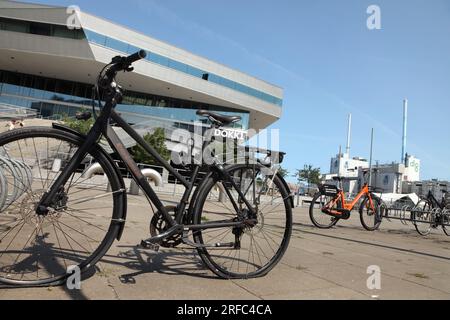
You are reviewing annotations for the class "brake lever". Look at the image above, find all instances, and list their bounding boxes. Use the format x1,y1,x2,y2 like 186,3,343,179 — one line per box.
111,55,124,64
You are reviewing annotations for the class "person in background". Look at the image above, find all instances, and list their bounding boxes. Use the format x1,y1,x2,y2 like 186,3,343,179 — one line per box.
6,119,16,131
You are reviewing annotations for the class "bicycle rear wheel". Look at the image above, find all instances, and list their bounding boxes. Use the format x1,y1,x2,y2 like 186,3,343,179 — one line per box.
0,127,123,286
192,164,292,279
309,192,340,229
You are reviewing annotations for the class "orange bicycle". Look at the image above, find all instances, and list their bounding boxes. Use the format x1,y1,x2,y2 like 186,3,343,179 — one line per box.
309,176,384,231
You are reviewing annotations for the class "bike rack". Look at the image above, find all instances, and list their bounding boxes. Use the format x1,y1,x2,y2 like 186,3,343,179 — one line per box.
381,203,450,231
0,156,33,212
82,162,163,194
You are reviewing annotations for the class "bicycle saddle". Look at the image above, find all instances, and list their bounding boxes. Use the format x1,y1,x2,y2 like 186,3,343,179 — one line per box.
196,110,241,126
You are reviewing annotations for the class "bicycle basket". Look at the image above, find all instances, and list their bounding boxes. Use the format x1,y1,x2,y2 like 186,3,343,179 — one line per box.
319,184,339,197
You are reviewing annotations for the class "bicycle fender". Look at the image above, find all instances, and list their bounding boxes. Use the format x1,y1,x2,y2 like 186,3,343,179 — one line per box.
277,172,295,208
52,123,128,240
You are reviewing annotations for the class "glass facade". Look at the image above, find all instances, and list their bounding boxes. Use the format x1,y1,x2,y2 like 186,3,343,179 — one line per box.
84,29,283,107
0,70,250,129
0,17,85,39
0,16,282,107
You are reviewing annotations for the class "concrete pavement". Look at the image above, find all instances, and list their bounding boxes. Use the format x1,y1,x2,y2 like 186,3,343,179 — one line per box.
1,197,449,300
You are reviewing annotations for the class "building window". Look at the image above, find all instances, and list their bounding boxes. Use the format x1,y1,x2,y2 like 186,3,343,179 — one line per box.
0,16,282,107
1,18,28,33
383,175,389,185
0,69,250,129
29,22,52,36
0,17,86,40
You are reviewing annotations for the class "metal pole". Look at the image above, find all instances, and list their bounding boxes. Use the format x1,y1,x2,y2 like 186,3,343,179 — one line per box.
369,128,374,186
346,114,352,156
401,99,408,164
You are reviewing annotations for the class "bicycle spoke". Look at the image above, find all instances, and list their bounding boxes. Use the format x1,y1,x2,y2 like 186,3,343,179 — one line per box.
63,209,108,232
0,132,117,285
196,164,291,278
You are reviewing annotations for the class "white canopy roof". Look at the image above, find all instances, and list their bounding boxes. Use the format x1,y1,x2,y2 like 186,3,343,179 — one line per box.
375,193,420,206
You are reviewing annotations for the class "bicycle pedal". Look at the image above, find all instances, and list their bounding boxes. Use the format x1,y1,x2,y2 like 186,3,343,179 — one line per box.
140,240,160,252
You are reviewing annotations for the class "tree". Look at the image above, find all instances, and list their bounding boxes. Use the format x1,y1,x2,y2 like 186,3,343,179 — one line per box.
62,113,94,135
278,167,289,179
131,128,170,165
294,165,321,188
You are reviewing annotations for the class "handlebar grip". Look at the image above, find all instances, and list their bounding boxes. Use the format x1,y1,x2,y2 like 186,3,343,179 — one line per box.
125,50,147,65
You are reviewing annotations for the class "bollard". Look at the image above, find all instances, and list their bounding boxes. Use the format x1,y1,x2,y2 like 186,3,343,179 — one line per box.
173,178,177,196
52,158,62,173
129,180,140,195
162,168,169,184
217,183,227,203
218,189,226,203
83,163,162,194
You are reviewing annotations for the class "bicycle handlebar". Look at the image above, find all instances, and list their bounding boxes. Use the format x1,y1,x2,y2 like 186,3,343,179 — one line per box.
109,50,147,73
100,50,147,88
125,49,147,65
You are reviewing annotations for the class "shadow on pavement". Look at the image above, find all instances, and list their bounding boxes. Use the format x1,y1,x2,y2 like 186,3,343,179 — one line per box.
97,245,219,284
293,222,450,262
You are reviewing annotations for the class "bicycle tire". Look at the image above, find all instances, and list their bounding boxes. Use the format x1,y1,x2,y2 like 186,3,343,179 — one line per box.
0,127,124,287
359,194,383,231
192,163,292,279
309,192,340,229
411,199,433,236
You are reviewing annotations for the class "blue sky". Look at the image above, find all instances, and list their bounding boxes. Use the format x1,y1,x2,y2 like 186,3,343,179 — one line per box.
34,0,450,182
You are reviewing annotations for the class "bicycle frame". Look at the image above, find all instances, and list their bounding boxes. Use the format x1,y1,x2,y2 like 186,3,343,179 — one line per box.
325,184,374,215
36,95,257,234
425,191,445,210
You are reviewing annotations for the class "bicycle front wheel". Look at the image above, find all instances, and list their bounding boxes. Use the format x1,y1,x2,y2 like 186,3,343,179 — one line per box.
192,164,292,279
0,127,123,287
411,199,433,236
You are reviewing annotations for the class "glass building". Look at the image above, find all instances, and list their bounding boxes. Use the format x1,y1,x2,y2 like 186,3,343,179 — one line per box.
0,0,283,133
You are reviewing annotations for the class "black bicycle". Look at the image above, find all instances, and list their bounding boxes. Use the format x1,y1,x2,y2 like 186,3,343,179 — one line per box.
411,190,449,236
0,51,293,286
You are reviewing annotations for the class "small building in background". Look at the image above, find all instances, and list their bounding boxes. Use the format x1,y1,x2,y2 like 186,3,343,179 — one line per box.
403,179,449,200
324,151,369,196
324,153,421,197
